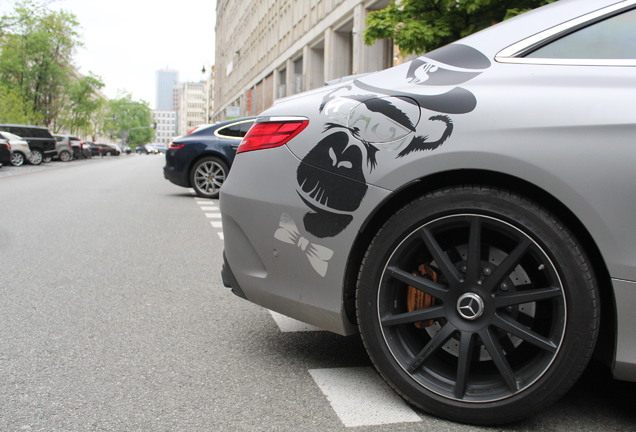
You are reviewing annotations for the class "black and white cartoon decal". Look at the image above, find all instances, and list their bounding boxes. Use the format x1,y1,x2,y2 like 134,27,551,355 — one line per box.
279,44,491,276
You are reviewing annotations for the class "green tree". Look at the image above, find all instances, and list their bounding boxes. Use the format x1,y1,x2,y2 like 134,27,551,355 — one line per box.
0,82,33,124
364,0,556,56
105,93,154,147
0,1,81,126
55,73,105,136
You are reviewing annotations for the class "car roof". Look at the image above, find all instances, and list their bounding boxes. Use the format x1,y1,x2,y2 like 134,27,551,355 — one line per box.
188,117,257,137
456,0,629,57
0,131,24,141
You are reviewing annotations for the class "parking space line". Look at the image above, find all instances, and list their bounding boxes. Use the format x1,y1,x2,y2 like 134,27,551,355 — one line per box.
269,311,322,332
309,367,422,427
191,193,223,239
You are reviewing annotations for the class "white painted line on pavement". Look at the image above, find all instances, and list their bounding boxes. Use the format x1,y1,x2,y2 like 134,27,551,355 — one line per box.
309,367,422,427
199,206,219,211
218,232,224,240
205,213,222,218
210,221,223,228
269,311,322,332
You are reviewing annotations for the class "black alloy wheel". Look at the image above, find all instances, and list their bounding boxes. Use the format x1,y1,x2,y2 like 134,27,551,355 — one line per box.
190,156,228,199
356,186,599,424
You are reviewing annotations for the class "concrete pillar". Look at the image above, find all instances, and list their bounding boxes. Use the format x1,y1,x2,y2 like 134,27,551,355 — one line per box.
352,3,365,75
285,58,294,97
324,26,335,82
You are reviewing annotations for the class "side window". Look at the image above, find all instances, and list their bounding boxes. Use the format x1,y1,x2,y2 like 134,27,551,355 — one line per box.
217,121,253,138
239,121,254,136
527,8,636,59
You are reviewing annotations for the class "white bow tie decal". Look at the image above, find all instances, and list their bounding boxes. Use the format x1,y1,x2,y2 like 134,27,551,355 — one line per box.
274,213,334,277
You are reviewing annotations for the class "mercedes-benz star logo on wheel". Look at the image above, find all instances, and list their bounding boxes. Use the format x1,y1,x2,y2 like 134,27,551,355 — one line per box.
457,292,485,320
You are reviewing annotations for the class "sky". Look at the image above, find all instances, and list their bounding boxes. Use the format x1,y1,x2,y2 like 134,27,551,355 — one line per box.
1,0,216,108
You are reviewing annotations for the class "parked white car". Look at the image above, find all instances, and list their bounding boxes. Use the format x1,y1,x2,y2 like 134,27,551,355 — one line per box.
0,131,33,166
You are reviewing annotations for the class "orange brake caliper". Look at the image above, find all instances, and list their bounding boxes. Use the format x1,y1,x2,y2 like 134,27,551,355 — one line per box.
407,264,438,328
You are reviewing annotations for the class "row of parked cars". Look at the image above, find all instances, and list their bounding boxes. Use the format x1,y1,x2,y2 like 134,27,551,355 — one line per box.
0,123,122,168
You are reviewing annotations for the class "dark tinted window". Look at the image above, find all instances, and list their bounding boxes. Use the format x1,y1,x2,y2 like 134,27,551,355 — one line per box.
217,121,254,138
528,9,636,59
0,125,53,139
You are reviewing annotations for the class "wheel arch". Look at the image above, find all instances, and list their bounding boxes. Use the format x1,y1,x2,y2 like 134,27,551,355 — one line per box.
343,169,616,365
186,150,231,187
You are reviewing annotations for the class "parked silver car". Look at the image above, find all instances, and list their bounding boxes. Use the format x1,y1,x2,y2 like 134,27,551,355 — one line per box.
53,134,79,162
221,0,636,425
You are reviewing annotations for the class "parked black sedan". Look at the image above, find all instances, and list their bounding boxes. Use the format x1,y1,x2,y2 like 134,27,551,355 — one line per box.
163,117,255,199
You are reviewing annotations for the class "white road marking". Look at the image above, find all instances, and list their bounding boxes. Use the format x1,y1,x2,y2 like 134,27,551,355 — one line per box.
218,232,224,240
205,213,221,218
269,311,322,332
309,367,422,427
210,221,223,228
199,206,219,211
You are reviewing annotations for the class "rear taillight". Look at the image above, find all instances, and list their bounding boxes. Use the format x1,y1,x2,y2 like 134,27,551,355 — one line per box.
237,119,308,154
169,142,185,150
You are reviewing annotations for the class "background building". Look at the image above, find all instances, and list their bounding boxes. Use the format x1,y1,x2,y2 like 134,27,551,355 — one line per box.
213,0,392,121
177,81,207,136
156,69,179,111
153,111,178,145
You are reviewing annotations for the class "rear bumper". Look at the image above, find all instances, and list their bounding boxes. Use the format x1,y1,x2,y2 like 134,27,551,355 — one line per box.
221,252,247,299
163,165,189,187
220,144,390,335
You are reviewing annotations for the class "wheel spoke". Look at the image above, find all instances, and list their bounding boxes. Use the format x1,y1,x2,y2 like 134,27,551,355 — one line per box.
387,266,449,300
381,305,445,327
466,217,482,282
493,314,557,352
408,322,455,373
420,227,462,285
494,286,562,308
455,331,476,399
484,239,531,291
479,328,519,392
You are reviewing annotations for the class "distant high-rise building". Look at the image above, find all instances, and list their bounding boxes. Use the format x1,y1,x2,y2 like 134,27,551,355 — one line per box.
156,69,179,111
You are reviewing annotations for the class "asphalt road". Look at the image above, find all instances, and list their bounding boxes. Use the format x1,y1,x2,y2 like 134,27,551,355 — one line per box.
0,155,634,431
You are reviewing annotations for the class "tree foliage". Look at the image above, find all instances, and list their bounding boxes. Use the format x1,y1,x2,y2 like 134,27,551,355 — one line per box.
364,0,557,56
56,73,105,136
0,0,117,139
104,93,154,147
0,1,82,125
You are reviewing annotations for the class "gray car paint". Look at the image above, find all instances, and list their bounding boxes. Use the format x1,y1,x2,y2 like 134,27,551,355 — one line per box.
221,0,636,379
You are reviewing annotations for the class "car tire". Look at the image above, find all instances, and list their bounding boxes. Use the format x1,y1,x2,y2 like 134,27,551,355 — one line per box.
11,152,25,166
59,150,72,162
190,156,228,199
28,149,43,165
356,186,599,425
